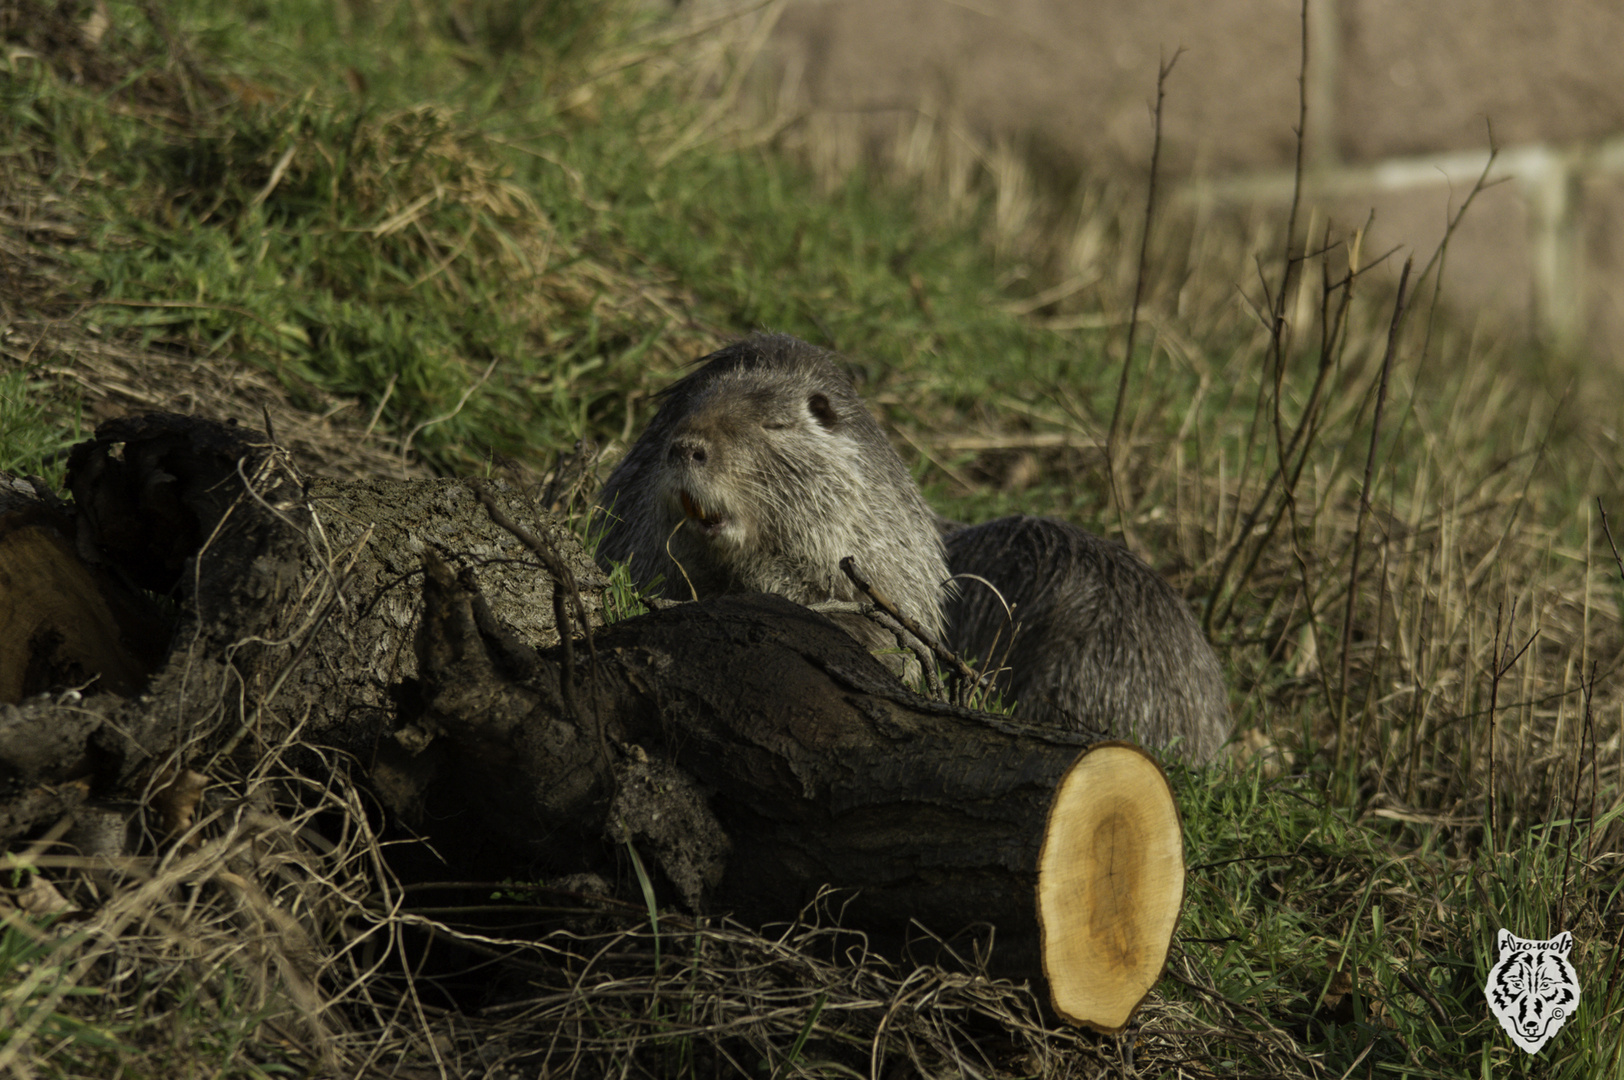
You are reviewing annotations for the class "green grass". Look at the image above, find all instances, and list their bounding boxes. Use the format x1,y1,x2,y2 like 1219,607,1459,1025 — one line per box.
0,372,81,484
3,0,1098,475
1172,756,1624,1078
0,919,128,1077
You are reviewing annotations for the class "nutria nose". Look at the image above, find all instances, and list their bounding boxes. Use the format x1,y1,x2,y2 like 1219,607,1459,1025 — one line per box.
668,434,709,466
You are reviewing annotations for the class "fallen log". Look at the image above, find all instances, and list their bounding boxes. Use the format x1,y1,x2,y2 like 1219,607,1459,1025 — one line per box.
0,413,1186,1033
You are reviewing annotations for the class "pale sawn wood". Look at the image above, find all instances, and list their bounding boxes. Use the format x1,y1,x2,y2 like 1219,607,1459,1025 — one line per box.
1037,742,1185,1033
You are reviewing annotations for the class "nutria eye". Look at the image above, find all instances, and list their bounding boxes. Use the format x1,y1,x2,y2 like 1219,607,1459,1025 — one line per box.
807,393,838,429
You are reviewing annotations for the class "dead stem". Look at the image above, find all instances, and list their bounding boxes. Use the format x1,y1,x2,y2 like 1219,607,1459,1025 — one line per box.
1106,46,1182,540
1336,256,1410,771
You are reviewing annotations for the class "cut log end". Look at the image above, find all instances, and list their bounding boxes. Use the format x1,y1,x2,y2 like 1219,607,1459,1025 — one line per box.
0,512,164,703
1036,741,1185,1034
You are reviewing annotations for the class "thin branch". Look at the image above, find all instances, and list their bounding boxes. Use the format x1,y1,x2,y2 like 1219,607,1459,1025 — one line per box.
1336,256,1410,767
1105,46,1183,537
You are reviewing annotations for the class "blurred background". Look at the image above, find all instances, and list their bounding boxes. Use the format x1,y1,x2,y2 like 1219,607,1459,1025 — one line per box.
726,0,1624,362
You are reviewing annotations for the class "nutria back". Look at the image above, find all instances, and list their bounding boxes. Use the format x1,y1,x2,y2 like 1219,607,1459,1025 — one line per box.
945,515,1229,764
592,334,950,639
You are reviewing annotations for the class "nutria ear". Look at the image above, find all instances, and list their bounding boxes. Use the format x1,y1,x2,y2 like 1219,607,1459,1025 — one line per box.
807,393,838,428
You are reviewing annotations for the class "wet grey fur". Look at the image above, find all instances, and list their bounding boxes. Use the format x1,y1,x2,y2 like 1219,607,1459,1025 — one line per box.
593,333,950,640
945,515,1230,764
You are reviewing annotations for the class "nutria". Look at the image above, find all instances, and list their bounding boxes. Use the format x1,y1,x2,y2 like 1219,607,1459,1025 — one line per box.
592,333,950,642
945,515,1230,764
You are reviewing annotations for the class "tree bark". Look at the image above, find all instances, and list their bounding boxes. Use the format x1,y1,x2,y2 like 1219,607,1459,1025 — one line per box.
0,413,1185,1033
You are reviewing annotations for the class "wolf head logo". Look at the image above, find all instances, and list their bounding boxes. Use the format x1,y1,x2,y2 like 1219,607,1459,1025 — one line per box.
1484,929,1580,1054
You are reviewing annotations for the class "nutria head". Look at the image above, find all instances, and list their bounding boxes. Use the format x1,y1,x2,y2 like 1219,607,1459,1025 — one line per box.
593,333,949,639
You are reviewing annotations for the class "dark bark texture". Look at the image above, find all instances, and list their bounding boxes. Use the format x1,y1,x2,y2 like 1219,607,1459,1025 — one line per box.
416,564,1097,973
1,413,1180,1007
